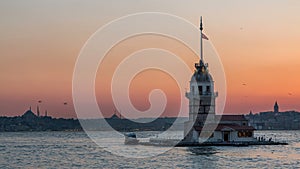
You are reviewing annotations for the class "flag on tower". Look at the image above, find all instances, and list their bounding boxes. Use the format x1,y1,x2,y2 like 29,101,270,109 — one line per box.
202,33,209,40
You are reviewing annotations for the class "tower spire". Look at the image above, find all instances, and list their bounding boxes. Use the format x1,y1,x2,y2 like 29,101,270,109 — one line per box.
200,16,204,62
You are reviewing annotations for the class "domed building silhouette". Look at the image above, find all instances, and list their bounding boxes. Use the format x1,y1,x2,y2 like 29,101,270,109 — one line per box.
22,107,38,120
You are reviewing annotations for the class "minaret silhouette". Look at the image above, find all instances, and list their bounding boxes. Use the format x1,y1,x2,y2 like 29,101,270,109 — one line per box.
45,110,48,117
274,101,279,113
37,106,40,117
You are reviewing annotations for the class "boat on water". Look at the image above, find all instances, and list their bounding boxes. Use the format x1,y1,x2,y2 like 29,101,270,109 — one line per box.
124,132,139,145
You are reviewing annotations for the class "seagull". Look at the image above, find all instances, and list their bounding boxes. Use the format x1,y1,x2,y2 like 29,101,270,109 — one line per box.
63,102,68,105
38,100,42,103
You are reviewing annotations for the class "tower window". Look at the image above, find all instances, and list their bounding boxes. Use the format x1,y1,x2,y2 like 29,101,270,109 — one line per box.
198,86,203,95
206,86,210,94
238,131,253,137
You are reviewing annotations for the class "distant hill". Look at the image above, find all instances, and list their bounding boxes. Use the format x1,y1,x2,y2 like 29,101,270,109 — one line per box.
246,110,300,130
0,109,81,132
0,108,187,132
4,104,299,132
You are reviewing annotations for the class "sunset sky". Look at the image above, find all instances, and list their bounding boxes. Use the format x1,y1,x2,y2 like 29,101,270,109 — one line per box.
1,0,300,118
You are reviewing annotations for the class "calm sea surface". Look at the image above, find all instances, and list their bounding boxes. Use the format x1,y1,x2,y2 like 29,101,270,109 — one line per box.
0,130,299,168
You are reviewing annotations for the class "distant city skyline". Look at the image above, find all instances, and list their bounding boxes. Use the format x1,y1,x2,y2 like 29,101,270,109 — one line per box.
1,1,300,118
4,100,292,118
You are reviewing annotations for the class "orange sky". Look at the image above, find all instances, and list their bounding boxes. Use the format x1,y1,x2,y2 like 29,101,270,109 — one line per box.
1,1,300,118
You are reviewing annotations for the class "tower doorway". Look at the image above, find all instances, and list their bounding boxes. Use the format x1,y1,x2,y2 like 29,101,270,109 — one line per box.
223,132,230,142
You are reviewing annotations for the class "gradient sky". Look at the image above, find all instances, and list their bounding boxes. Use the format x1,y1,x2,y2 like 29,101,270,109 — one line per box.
1,0,300,118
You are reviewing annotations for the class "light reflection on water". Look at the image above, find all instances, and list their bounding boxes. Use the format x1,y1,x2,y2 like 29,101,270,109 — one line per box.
0,130,299,168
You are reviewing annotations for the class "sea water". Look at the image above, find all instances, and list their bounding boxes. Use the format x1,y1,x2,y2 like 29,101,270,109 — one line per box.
0,130,299,168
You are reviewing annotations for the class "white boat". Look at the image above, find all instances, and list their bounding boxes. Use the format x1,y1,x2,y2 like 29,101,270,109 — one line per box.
124,133,139,145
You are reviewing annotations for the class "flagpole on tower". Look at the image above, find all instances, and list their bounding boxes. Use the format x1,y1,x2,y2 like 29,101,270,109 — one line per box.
200,16,203,62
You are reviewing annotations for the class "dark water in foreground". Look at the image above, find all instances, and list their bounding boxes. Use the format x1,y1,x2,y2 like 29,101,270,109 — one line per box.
0,131,299,168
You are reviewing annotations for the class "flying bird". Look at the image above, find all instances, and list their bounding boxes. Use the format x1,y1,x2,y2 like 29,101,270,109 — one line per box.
38,100,42,103
63,102,68,105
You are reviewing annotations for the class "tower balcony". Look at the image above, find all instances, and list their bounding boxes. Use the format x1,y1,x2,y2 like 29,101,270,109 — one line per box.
186,91,218,98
